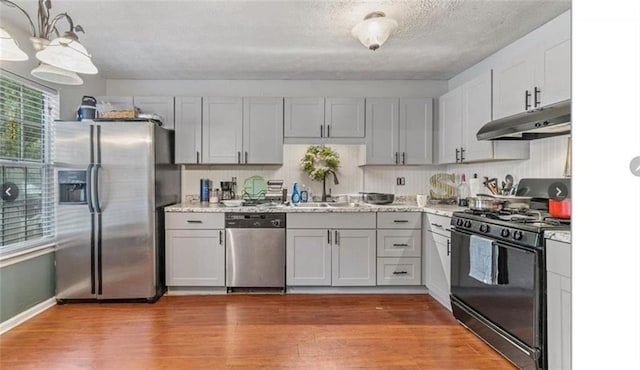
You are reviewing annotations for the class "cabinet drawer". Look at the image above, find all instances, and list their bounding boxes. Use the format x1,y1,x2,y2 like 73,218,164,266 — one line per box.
546,239,571,277
376,257,421,285
377,212,421,229
377,229,421,257
166,213,225,229
425,213,452,237
287,213,376,229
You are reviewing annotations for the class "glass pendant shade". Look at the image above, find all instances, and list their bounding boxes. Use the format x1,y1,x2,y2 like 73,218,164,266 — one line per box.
0,28,29,61
351,12,398,51
36,36,98,74
31,63,83,85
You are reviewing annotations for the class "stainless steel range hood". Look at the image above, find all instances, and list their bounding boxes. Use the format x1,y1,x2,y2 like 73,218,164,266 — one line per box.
477,99,571,141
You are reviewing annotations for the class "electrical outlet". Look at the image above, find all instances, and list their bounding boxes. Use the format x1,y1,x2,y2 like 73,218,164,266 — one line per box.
396,177,405,186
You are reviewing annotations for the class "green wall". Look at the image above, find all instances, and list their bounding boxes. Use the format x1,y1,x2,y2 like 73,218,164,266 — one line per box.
0,252,55,323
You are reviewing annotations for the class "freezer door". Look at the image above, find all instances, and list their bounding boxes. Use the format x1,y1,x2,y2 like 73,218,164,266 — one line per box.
54,122,96,299
96,122,156,299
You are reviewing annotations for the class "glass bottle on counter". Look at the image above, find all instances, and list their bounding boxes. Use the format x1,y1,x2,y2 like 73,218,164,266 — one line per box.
457,174,470,207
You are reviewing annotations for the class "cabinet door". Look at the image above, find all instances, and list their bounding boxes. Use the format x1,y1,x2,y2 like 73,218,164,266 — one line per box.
538,39,571,107
134,96,175,130
547,272,572,370
166,229,225,286
325,98,365,138
332,229,376,286
365,98,399,165
284,97,324,138
400,98,433,165
493,56,536,119
425,230,451,310
437,88,463,164
174,97,202,164
202,97,243,164
243,97,284,164
462,71,494,162
286,229,331,286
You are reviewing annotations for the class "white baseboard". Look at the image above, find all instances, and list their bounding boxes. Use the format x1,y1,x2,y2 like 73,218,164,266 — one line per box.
286,286,428,294
0,297,57,335
167,287,227,295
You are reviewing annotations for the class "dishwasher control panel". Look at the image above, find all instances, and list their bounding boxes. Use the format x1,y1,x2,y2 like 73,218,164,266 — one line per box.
225,213,286,228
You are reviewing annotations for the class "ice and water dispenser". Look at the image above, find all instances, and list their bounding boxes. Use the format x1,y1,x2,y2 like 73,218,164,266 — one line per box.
58,170,87,204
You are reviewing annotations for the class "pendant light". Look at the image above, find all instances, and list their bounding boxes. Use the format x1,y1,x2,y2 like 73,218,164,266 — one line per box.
35,32,98,75
31,63,83,85
0,27,28,61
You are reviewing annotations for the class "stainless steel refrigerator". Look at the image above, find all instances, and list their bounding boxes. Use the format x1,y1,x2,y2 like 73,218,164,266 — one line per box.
54,120,180,302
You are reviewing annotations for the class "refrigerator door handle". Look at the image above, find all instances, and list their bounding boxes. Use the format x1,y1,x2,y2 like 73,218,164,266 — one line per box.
93,164,103,213
86,164,95,213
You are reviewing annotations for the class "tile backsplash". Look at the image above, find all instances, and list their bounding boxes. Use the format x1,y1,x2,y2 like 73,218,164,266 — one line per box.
180,136,570,202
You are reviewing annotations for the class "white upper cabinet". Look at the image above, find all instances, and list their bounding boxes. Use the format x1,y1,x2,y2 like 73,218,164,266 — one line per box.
284,97,324,138
438,71,527,164
365,98,433,165
202,97,244,164
200,97,283,164
325,98,365,138
134,96,175,130
174,96,202,164
284,97,365,140
493,15,570,119
243,97,284,164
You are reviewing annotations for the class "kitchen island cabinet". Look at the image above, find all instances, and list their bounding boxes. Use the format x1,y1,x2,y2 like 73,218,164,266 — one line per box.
165,213,225,286
365,98,433,165
546,236,571,370
284,97,365,140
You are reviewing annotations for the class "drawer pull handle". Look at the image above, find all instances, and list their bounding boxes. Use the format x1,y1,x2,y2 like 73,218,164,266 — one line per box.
392,243,409,247
393,220,409,223
219,230,223,245
445,228,451,232
187,220,203,224
431,223,443,228
393,271,408,275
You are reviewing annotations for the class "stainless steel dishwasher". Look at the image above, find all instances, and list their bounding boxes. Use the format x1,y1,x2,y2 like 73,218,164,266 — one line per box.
225,213,286,291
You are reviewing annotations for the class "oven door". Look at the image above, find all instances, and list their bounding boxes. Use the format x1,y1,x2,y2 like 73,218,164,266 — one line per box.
450,228,543,349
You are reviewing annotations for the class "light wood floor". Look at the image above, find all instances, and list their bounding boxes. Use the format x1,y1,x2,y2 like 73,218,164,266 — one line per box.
0,294,515,369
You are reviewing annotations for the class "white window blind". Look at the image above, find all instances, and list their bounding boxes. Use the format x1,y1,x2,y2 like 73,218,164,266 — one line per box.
0,70,58,254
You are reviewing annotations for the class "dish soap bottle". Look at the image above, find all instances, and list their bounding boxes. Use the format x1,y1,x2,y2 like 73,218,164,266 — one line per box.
457,174,470,207
291,182,301,204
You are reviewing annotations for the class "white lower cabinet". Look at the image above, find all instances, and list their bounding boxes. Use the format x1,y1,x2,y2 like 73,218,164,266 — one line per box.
546,238,571,370
165,212,226,287
286,213,376,287
423,213,452,310
376,212,422,286
286,229,332,286
332,229,376,286
377,257,421,285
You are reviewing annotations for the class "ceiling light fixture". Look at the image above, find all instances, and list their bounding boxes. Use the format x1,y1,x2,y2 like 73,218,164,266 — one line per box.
351,11,398,51
0,0,97,85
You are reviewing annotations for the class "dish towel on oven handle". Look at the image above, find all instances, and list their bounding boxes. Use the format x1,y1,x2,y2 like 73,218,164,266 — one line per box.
469,235,499,285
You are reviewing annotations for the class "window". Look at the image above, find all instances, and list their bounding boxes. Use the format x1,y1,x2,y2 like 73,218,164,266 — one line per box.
0,71,58,254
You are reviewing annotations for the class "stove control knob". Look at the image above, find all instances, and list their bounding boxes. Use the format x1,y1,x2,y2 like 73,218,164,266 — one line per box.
513,231,524,241
456,219,464,227
464,220,472,228
479,224,490,233
501,229,511,238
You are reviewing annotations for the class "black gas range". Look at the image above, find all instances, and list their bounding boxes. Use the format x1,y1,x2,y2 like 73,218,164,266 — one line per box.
449,178,570,370
452,209,570,249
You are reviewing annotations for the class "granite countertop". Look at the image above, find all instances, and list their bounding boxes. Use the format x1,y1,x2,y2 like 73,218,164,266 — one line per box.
545,230,571,244
165,202,463,215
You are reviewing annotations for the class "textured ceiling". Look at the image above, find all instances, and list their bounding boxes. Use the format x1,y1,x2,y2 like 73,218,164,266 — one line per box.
1,0,571,80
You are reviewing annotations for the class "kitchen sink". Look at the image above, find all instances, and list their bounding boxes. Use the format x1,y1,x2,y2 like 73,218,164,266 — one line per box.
291,202,368,208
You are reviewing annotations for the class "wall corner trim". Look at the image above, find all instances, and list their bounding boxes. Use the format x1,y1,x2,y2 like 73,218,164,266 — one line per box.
0,297,56,335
